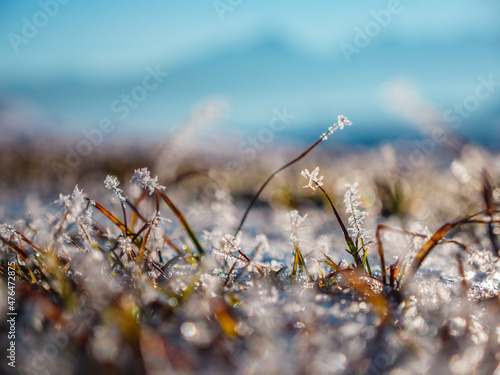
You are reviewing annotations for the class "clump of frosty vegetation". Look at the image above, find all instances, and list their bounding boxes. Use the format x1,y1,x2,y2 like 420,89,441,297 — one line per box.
1,117,500,375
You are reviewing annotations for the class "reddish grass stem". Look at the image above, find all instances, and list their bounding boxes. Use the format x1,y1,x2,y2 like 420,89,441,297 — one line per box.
234,136,325,236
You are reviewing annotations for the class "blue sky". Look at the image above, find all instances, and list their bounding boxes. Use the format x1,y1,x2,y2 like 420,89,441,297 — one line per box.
1,1,500,144
1,1,499,77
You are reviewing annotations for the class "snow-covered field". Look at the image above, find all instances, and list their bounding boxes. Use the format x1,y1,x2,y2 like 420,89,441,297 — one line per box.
1,122,499,375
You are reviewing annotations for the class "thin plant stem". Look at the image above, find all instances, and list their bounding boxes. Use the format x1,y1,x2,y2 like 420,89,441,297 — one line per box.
316,186,361,267
234,136,326,236
158,191,205,255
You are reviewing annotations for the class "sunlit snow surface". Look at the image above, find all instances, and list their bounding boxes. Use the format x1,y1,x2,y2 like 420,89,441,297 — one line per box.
1,144,500,375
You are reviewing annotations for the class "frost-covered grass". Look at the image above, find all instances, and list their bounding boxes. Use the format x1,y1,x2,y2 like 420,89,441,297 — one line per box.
1,118,500,375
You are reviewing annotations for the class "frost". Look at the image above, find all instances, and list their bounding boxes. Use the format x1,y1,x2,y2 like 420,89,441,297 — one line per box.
287,210,307,247
3,121,500,374
55,185,87,224
344,182,371,248
301,167,324,190
104,175,126,201
148,211,170,228
321,115,353,140
130,167,165,195
220,234,241,254
118,236,133,254
212,234,244,264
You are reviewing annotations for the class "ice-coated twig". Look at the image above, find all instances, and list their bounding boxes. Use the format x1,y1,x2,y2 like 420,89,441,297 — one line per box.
321,115,353,140
344,182,371,247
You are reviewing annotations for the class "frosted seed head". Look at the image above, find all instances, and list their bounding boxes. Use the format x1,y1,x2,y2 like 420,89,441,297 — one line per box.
130,168,165,195
337,115,352,129
104,175,126,201
320,116,352,139
301,167,324,191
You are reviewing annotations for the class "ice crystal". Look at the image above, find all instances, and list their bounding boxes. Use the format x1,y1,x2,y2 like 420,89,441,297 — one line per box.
148,211,170,228
344,182,371,246
130,168,165,195
301,167,324,190
55,185,87,224
118,236,133,254
4,121,500,374
104,175,126,201
321,115,353,140
221,233,241,254
287,210,307,246
79,198,96,241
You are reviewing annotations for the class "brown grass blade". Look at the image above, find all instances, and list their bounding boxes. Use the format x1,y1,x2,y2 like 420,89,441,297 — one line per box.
400,209,500,287
377,224,476,287
323,252,342,272
158,191,205,255
136,226,152,265
14,231,43,254
482,171,499,257
92,199,130,235
456,253,468,295
375,224,388,285
0,234,29,260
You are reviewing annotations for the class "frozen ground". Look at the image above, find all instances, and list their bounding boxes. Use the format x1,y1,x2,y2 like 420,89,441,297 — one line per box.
0,136,500,375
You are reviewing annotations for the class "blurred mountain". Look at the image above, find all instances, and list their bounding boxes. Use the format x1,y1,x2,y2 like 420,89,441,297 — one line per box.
1,32,500,146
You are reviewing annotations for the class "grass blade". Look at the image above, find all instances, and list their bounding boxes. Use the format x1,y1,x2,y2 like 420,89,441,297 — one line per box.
158,191,205,255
